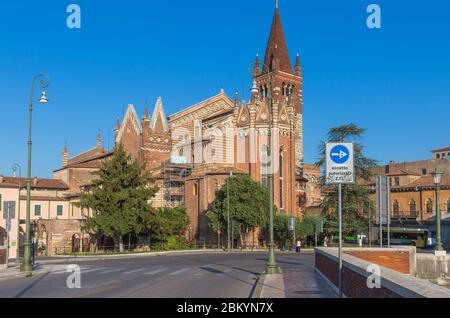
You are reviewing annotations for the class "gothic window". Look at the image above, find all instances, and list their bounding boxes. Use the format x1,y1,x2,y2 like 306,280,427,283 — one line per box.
193,184,198,196
282,83,286,96
426,199,433,213
291,85,295,96
409,200,416,214
393,200,399,215
279,151,284,209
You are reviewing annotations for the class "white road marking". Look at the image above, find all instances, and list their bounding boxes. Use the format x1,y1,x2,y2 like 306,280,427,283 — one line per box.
144,268,168,275
123,268,147,275
80,267,107,274
98,268,125,274
169,268,189,276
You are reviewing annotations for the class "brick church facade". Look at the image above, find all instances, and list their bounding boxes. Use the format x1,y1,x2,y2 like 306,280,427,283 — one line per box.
53,3,321,246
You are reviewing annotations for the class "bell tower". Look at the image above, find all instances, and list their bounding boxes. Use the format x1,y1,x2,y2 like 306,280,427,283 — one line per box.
253,1,304,173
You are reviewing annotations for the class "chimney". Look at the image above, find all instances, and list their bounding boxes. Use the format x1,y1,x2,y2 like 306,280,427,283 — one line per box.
0,175,3,183
33,177,38,186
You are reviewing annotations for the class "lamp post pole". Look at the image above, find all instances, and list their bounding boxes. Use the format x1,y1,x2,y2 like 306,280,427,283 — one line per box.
21,74,50,273
227,170,232,253
12,164,22,264
249,61,279,274
431,169,445,254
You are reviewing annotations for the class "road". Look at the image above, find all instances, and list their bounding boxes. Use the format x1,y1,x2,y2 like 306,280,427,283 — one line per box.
0,251,331,298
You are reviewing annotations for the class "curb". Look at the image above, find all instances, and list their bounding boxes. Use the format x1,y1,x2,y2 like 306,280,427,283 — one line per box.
251,274,266,298
35,249,271,264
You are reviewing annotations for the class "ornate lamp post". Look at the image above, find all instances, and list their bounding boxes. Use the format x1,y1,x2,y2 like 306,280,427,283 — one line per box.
21,74,50,273
12,164,22,264
431,169,445,255
250,61,279,274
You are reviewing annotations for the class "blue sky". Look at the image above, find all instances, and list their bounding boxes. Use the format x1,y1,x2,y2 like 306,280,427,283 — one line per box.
0,0,449,178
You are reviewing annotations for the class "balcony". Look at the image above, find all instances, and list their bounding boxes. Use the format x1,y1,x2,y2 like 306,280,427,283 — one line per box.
391,211,419,220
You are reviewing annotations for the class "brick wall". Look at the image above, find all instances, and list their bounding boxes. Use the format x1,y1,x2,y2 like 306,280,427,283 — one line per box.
316,251,402,298
345,251,410,274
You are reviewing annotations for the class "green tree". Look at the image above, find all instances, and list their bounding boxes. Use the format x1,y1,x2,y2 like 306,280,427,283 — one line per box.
273,214,296,249
149,206,190,242
296,213,323,239
207,175,270,248
316,124,377,237
77,144,158,252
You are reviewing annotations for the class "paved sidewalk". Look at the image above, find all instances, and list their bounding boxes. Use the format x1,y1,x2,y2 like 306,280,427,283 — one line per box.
0,264,70,281
258,268,337,298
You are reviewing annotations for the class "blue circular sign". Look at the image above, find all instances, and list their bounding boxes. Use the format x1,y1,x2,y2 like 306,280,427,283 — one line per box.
330,145,350,164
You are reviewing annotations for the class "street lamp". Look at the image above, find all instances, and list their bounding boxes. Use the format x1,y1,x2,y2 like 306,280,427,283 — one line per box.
21,74,50,273
12,164,22,264
431,169,445,255
248,61,279,274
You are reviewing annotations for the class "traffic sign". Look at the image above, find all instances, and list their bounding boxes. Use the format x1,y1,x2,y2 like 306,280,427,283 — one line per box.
288,217,295,231
326,143,354,184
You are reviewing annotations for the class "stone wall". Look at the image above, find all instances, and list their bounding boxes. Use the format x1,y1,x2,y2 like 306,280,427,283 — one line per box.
315,247,450,298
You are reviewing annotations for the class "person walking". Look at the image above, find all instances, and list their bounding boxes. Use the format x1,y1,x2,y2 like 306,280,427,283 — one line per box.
296,239,302,253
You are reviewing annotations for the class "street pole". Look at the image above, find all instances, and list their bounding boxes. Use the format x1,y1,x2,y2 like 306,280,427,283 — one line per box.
378,177,383,248
368,200,371,248
435,184,443,251
338,183,343,298
266,72,279,275
12,164,22,264
227,171,231,253
21,74,49,273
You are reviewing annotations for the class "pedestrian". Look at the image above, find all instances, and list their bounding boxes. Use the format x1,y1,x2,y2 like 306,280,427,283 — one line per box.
296,239,301,253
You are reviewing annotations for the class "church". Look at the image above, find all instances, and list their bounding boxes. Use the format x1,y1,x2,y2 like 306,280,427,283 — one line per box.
53,2,321,247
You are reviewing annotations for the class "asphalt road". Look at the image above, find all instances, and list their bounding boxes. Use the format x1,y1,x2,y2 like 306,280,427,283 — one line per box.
0,251,320,298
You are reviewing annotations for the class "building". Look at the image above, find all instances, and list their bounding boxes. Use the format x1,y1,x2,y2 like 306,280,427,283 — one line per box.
52,3,319,247
0,175,86,260
369,147,450,247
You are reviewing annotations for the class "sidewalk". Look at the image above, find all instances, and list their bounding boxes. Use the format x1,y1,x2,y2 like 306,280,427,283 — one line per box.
256,268,337,298
0,263,70,281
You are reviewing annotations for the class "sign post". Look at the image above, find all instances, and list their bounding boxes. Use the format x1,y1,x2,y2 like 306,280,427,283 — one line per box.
326,143,354,299
376,176,391,248
288,217,296,250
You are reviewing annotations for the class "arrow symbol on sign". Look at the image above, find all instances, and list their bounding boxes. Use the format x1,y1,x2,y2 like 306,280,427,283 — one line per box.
331,150,348,159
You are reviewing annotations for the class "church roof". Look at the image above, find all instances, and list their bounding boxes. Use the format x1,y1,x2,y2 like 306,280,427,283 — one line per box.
150,97,169,132
264,3,292,73
0,176,69,190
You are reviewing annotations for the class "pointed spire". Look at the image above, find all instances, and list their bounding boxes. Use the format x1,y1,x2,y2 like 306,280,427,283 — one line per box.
264,2,292,73
253,54,260,77
142,107,149,121
294,52,301,76
97,130,102,148
234,91,239,107
62,141,68,167
150,97,169,133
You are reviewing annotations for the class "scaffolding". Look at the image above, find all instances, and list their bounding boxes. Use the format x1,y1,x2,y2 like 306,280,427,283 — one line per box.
162,161,192,208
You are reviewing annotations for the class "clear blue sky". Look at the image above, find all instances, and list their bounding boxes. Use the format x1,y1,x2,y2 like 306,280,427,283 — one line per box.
0,0,449,178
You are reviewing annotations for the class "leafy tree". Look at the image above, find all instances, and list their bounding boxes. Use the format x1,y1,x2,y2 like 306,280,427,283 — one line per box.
296,213,323,239
149,206,190,242
273,214,297,249
316,124,377,237
78,144,158,252
207,175,270,247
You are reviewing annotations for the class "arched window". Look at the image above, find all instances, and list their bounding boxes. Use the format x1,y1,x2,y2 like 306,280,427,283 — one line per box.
291,85,295,96
409,200,416,214
193,183,198,196
393,200,400,216
279,150,284,209
426,199,433,213
282,83,286,96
